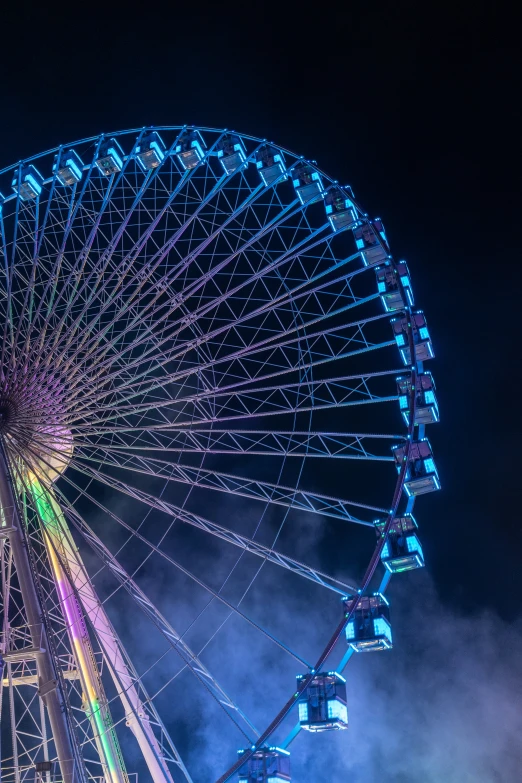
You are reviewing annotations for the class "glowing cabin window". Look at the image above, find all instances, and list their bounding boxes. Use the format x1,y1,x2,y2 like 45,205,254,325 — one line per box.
373,618,392,642
395,333,406,346
381,541,390,558
107,148,123,168
399,395,408,409
400,275,410,287
406,535,419,553
419,327,429,340
407,536,424,560
378,281,386,292
346,621,355,640
424,390,436,404
298,702,309,722
26,175,42,195
424,458,436,473
327,699,347,722
65,159,82,180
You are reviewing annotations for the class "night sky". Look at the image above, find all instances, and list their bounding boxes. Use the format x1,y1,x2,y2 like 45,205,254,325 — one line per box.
1,2,520,781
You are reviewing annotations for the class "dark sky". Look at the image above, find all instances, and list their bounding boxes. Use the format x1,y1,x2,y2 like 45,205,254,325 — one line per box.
1,1,520,780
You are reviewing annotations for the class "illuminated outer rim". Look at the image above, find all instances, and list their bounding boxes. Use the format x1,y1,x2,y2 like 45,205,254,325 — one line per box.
214,217,419,783
0,127,420,782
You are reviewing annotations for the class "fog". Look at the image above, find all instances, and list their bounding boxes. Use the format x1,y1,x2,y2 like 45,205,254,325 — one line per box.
94,497,522,783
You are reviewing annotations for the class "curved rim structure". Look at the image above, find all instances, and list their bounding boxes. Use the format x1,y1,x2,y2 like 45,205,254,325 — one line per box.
0,126,438,783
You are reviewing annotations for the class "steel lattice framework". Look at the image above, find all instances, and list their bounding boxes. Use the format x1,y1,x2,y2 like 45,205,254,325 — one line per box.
0,126,438,783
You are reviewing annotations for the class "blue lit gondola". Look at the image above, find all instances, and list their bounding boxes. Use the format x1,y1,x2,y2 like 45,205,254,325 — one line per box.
324,187,358,232
217,134,247,174
175,129,206,170
392,438,440,495
344,593,392,652
391,310,434,365
53,149,84,186
397,372,439,425
376,260,414,311
255,144,286,186
296,671,348,732
237,746,290,783
375,514,425,572
95,138,125,175
291,162,324,204
11,165,44,200
135,131,166,171
353,219,389,266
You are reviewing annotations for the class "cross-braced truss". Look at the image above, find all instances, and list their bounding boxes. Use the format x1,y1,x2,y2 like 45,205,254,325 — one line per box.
0,127,426,783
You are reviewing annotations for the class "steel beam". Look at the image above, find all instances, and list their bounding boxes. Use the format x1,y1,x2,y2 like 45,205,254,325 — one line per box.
0,443,82,783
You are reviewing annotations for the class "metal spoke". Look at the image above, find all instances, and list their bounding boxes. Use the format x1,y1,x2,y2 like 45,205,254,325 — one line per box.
0,126,429,783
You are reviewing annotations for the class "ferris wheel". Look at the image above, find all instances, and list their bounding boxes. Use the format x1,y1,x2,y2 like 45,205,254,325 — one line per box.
0,126,440,783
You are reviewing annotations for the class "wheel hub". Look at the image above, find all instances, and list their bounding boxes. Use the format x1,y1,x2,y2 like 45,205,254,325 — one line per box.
0,397,17,433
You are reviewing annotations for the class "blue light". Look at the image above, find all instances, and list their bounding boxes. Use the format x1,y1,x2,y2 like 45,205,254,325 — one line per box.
378,281,386,293
298,703,309,722
399,395,408,409
107,148,123,169
13,166,46,200
406,536,424,561
424,458,436,473
25,174,42,196
65,158,82,180
325,204,333,214
373,618,392,642
395,333,406,346
406,535,419,553
150,141,165,160
400,275,410,287
327,699,347,722
419,326,429,340
381,541,390,558
345,621,355,640
425,390,436,404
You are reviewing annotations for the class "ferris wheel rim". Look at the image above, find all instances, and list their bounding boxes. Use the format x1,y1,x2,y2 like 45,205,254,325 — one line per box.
0,124,434,783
